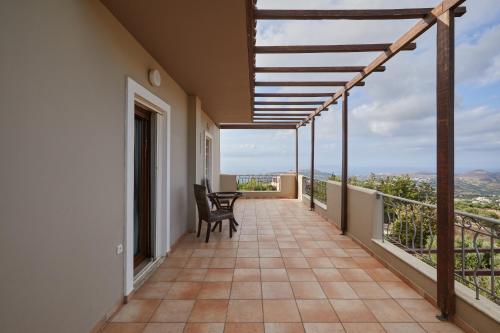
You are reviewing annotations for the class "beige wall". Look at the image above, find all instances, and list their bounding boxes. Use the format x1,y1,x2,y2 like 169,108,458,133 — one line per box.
188,96,221,231
0,1,220,332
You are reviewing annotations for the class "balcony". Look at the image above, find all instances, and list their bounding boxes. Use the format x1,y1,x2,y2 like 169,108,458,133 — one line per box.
103,197,488,333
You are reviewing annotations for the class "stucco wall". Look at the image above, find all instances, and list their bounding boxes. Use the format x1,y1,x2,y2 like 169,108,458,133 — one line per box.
220,174,296,199
300,181,500,333
0,1,203,332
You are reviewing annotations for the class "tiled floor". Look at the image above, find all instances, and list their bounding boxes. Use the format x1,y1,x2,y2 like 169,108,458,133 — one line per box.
104,199,464,333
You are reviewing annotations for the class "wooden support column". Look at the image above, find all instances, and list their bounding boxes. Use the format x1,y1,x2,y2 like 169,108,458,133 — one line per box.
341,91,349,234
295,128,299,199
436,8,456,319
310,117,315,210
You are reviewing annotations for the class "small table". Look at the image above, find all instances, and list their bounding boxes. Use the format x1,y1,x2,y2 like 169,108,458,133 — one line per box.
208,192,242,229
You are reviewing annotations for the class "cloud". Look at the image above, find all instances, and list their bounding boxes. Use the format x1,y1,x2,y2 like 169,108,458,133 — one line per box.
222,1,500,173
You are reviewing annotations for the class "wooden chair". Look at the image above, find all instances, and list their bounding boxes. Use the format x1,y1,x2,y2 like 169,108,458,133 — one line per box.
193,184,235,242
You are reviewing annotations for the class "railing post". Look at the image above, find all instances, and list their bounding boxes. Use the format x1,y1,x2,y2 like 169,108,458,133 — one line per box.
310,117,315,210
295,127,299,199
436,8,456,319
341,91,348,234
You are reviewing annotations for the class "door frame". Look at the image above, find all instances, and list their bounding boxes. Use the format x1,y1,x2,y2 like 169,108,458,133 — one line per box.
204,131,214,186
125,77,171,296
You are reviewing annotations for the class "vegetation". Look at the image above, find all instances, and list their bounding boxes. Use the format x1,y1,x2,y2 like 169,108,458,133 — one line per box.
237,178,276,191
327,173,499,303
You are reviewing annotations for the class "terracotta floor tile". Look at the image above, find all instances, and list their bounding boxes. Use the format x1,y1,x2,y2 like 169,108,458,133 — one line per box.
307,257,334,268
214,248,238,257
323,249,349,258
176,269,207,282
281,248,304,257
259,241,279,248
133,282,172,299
210,257,236,268
303,323,345,333
364,299,414,323
260,257,285,268
338,269,373,282
240,235,259,242
236,257,260,268
165,282,202,299
238,248,260,257
218,242,239,249
204,269,234,282
197,282,231,299
231,282,262,299
263,300,301,322
260,248,282,257
364,268,401,282
379,282,422,299
419,323,465,333
169,248,194,257
239,241,259,249
262,282,294,299
352,257,384,269
102,323,146,333
349,282,391,299
261,268,289,282
184,323,225,333
225,323,265,333
396,299,440,322
329,258,359,269
329,300,377,322
296,300,338,322
188,299,228,322
234,268,261,281
143,323,185,333
226,300,263,322
185,257,212,269
149,300,194,322
111,299,160,323
291,282,326,299
320,282,358,299
192,249,216,257
302,248,326,257
342,323,385,333
381,323,426,333
264,323,305,333
312,269,344,282
287,269,317,282
161,257,189,268
149,269,181,282
284,257,310,269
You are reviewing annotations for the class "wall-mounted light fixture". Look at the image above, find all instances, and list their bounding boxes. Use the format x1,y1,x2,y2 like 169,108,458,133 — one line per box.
148,69,161,87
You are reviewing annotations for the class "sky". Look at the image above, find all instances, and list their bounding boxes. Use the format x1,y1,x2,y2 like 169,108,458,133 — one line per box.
221,0,500,176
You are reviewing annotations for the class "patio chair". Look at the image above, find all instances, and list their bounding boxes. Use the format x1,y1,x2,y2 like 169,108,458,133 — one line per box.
203,178,242,226
193,184,235,242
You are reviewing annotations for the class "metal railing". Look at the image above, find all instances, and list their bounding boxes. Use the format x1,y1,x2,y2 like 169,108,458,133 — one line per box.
380,193,500,304
303,176,327,205
236,175,280,191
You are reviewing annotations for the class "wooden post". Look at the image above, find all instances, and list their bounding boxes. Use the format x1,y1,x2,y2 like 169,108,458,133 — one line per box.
310,117,315,210
341,91,348,234
295,128,299,199
436,8,456,319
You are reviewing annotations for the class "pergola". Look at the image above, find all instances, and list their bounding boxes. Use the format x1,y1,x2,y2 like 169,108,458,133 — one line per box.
220,0,466,319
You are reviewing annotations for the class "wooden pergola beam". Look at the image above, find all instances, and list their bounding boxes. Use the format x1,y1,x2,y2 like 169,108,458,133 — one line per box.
255,101,323,105
254,117,308,121
220,123,297,129
255,81,365,87
255,93,334,97
252,113,312,117
246,0,257,118
254,107,316,111
255,43,416,53
255,66,385,73
255,7,466,20
297,0,466,127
